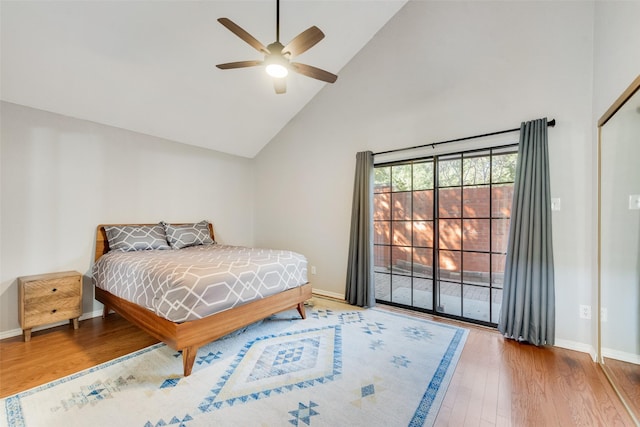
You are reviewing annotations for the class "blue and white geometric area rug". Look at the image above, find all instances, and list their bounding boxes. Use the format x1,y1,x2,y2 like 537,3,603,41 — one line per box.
1,298,468,427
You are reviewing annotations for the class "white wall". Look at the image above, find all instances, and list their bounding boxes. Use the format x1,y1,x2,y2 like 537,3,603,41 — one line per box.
0,102,255,336
254,1,597,349
593,1,640,118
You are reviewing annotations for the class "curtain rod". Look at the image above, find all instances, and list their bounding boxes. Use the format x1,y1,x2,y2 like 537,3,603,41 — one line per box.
374,118,556,156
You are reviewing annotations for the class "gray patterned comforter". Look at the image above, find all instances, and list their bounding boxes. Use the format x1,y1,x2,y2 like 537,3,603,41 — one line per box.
92,244,308,322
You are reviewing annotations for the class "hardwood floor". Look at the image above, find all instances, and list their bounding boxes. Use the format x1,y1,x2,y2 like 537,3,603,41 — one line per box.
382,305,635,426
0,305,635,426
0,314,158,398
603,357,640,423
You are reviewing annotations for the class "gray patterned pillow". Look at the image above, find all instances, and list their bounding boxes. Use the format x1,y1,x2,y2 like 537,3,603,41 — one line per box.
162,220,214,249
105,224,171,252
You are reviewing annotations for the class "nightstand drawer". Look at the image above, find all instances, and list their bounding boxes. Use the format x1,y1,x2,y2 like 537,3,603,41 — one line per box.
22,276,81,302
18,271,83,341
22,296,82,328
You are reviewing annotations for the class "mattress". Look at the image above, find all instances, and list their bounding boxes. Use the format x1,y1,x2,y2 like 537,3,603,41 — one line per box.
92,244,308,322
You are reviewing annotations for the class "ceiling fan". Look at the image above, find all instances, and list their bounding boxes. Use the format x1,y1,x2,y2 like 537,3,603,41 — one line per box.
216,0,338,94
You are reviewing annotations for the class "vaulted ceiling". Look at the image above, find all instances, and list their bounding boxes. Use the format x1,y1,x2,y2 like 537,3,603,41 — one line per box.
1,1,407,158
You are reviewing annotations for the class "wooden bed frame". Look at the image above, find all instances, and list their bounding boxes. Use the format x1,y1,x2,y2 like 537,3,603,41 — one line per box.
94,224,312,376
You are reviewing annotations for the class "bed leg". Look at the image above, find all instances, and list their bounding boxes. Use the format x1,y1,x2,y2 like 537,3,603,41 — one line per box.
296,302,307,319
102,304,110,318
182,346,198,377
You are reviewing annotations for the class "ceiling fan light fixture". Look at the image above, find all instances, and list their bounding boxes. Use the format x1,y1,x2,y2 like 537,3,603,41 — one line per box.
265,62,288,78
264,50,289,78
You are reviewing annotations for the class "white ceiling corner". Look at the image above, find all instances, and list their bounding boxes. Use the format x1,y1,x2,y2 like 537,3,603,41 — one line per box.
0,0,407,158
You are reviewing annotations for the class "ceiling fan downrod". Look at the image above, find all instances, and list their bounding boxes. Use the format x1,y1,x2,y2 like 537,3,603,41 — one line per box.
276,0,280,43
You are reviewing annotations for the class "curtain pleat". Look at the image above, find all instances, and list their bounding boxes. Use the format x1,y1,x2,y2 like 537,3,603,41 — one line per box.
345,151,375,307
498,118,555,345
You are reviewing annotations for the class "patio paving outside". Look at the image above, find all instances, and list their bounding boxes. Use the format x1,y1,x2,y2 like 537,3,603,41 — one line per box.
375,273,502,324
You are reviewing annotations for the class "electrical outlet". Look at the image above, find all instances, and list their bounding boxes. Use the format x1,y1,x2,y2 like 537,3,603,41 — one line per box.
601,307,608,322
311,266,317,275
579,304,592,319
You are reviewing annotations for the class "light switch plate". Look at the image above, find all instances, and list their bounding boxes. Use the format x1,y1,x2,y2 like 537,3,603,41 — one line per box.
629,194,640,210
551,198,561,211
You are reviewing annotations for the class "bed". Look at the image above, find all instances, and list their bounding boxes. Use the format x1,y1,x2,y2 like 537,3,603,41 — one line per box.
92,222,312,376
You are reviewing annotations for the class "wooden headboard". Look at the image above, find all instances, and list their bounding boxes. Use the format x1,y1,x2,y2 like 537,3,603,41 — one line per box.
95,223,215,262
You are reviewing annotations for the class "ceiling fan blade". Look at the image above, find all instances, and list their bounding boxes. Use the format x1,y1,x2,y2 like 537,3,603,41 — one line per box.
291,62,338,83
218,18,269,54
274,78,286,94
282,26,325,57
216,60,263,70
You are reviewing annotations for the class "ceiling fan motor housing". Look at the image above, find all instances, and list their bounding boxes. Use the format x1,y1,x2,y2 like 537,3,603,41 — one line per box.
265,42,289,77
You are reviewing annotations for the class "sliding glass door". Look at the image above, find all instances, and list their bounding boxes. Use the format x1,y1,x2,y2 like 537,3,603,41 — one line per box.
374,145,517,326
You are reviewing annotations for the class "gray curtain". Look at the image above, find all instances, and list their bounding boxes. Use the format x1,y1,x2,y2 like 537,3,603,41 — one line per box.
346,151,375,307
498,118,555,345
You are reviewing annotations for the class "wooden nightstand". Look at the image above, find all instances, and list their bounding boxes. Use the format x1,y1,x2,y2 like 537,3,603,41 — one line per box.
18,271,83,342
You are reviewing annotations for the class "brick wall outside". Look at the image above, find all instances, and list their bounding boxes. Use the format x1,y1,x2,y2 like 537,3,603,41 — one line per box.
374,185,514,282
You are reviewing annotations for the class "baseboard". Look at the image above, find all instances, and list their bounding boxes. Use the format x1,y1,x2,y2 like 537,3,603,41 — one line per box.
81,309,104,321
602,347,640,364
0,309,103,341
554,339,598,362
311,288,346,301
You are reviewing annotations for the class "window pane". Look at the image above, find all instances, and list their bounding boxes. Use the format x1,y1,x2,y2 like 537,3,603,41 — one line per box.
413,247,433,278
413,278,433,310
491,254,506,287
438,281,461,316
491,288,503,323
492,153,518,183
463,219,490,252
463,155,491,185
392,221,411,246
374,245,390,273
374,193,391,220
438,250,461,278
374,167,391,193
463,186,490,218
413,162,434,190
413,221,433,248
439,188,461,218
462,252,490,284
439,219,461,250
374,221,390,245
375,272,390,302
392,192,411,220
491,219,510,253
392,164,412,191
413,190,434,220
438,158,461,187
491,184,514,217
463,284,490,322
392,274,411,305
391,246,411,273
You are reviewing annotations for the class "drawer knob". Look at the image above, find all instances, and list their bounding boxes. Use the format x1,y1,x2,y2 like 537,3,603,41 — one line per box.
52,288,57,292
51,309,57,314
